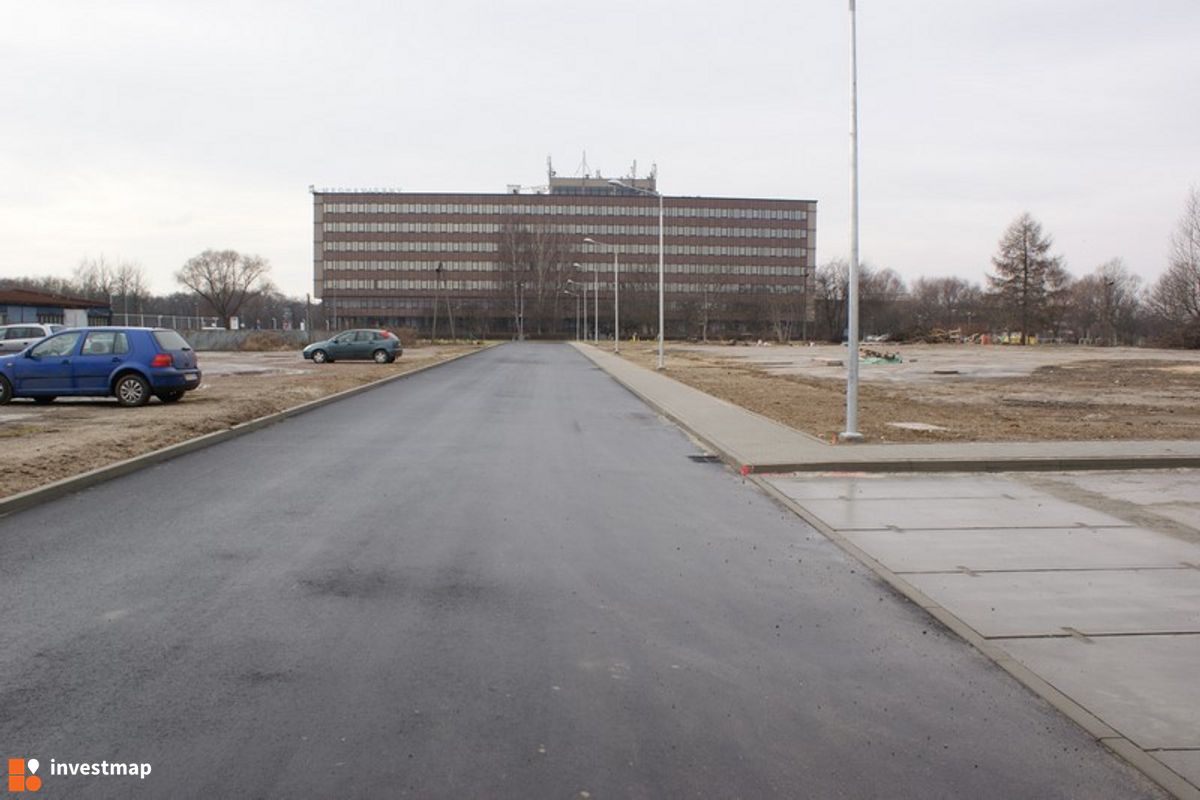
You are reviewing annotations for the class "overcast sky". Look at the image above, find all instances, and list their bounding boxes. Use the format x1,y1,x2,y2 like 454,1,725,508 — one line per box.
2,1,1197,298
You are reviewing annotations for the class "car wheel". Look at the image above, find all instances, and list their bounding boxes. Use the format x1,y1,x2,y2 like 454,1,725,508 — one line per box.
115,374,151,407
33,396,56,404
311,349,329,364
0,376,12,405
372,349,390,364
157,390,184,404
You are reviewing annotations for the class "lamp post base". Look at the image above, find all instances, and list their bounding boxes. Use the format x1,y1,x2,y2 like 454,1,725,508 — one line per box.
837,431,865,443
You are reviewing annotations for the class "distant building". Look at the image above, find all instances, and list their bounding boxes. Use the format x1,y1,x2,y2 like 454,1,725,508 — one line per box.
0,289,110,327
311,167,816,339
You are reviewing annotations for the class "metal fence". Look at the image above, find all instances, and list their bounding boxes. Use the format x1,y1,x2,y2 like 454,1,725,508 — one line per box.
109,314,306,332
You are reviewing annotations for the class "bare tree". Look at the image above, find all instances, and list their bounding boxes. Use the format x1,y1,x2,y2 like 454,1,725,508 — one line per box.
813,259,849,342
987,213,1067,344
1069,259,1143,344
74,256,118,298
1150,188,1200,324
812,260,903,341
910,276,983,332
176,250,272,329
860,267,906,337
74,256,148,318
496,219,572,337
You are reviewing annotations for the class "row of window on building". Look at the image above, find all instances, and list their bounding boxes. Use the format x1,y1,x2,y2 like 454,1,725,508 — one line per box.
322,241,808,258
322,221,807,239
321,260,806,277
322,201,808,221
324,279,806,293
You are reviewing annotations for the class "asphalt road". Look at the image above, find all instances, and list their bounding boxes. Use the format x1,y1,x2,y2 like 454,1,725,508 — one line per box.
0,343,1164,799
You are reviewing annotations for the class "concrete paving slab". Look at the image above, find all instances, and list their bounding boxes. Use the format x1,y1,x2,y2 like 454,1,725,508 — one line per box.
767,474,1045,501
841,527,1200,573
1156,751,1200,788
1152,504,1200,531
996,634,1200,750
907,570,1200,637
1049,471,1200,508
791,495,1130,531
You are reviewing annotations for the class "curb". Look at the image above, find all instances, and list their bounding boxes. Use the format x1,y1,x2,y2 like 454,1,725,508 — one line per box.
0,344,498,519
571,343,1200,474
744,454,1200,474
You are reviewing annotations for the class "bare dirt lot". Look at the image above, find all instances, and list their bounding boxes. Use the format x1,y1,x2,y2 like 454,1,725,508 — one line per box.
0,345,483,499
611,341,1200,445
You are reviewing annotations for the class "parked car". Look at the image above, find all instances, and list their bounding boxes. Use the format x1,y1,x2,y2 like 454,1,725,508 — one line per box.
0,327,201,407
302,329,403,364
0,323,65,353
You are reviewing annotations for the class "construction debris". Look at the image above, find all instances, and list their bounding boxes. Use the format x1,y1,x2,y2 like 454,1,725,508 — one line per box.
860,347,902,364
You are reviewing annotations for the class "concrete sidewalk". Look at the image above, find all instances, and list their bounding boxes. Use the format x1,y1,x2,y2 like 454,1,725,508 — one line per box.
572,343,1200,473
576,343,1200,799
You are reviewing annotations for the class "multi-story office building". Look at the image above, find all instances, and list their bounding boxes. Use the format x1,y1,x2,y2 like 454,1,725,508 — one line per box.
312,168,815,339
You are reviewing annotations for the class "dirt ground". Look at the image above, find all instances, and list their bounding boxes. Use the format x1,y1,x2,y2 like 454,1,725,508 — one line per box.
609,341,1200,445
0,345,483,499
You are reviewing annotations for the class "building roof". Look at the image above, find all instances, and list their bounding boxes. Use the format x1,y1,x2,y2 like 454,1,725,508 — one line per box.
0,289,110,309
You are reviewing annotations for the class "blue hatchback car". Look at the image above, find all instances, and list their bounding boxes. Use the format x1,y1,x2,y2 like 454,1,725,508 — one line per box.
0,327,201,407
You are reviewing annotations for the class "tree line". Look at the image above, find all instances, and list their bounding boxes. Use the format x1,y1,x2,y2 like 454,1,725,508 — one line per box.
2,250,302,331
808,188,1200,348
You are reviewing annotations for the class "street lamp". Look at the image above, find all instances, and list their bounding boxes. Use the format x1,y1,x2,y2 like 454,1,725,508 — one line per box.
571,262,597,342
563,289,580,340
567,277,587,341
609,178,665,370
840,0,864,442
584,237,619,353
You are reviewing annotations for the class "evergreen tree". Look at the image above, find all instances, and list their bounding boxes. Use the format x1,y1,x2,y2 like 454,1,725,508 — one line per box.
987,213,1066,344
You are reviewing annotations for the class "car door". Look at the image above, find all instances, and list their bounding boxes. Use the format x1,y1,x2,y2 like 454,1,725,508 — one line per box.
11,331,82,394
328,332,356,359
352,330,375,358
73,331,131,392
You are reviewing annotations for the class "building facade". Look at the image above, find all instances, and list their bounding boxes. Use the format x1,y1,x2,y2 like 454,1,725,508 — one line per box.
0,289,110,327
312,172,816,340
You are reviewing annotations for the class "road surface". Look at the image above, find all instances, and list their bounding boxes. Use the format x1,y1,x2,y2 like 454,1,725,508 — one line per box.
0,343,1163,798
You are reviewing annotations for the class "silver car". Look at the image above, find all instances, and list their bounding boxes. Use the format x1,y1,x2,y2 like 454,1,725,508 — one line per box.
0,323,64,353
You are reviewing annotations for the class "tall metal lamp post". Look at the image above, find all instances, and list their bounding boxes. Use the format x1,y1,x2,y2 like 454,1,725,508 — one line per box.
840,0,864,442
584,237,620,352
608,179,665,370
567,277,587,341
573,260,597,342
563,289,580,340
570,266,595,342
